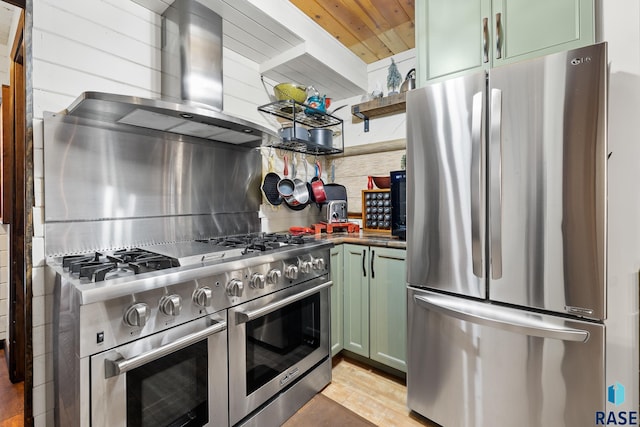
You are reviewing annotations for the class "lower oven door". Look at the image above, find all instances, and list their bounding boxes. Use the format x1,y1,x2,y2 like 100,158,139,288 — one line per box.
90,313,228,427
228,276,331,425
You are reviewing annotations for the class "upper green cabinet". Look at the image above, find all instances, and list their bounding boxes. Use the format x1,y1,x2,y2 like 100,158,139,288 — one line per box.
416,0,596,84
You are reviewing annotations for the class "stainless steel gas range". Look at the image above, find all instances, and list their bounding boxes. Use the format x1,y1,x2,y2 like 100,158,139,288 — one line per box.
52,233,333,427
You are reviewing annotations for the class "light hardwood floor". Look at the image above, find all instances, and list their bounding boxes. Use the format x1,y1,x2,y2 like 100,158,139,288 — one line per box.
322,356,438,427
0,348,24,427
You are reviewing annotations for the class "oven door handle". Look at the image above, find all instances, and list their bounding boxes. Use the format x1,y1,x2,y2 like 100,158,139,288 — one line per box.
235,280,333,324
104,319,227,379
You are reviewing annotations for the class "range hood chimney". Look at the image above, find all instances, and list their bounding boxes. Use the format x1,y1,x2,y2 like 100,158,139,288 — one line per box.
61,0,276,147
162,0,224,110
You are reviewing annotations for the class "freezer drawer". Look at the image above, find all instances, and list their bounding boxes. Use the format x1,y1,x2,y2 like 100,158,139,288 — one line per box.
407,287,604,427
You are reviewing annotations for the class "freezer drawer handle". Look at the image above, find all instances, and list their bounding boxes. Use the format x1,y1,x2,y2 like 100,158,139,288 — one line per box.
104,319,227,378
235,280,332,324
414,294,590,343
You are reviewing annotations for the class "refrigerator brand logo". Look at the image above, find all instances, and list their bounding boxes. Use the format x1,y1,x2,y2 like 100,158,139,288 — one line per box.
595,382,638,425
609,382,625,406
570,56,592,66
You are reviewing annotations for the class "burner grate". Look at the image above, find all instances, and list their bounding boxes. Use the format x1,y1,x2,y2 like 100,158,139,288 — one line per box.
197,232,314,252
62,249,179,283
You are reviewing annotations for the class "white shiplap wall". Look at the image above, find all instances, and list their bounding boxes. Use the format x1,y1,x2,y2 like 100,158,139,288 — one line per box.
32,3,163,424
30,0,294,425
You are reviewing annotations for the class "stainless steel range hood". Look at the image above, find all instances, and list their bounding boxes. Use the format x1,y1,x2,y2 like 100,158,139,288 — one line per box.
64,0,276,146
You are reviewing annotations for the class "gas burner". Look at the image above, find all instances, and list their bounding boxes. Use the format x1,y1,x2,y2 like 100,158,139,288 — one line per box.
62,249,179,283
196,232,314,253
62,253,102,270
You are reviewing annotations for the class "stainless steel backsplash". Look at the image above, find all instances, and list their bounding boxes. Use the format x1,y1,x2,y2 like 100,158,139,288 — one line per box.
43,112,262,255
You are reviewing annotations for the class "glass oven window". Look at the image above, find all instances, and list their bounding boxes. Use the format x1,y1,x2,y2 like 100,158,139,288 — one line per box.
245,293,321,395
126,340,208,427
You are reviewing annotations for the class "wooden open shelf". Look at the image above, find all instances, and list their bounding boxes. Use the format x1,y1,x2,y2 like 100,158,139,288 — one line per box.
351,92,407,132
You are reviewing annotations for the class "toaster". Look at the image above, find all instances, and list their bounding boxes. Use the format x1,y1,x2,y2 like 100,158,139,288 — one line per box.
321,200,348,223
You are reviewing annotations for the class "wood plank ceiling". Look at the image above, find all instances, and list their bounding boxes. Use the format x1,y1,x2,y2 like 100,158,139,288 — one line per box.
289,0,415,64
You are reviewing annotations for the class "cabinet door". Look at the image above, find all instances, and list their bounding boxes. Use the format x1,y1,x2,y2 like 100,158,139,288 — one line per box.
369,247,407,372
492,0,595,67
330,245,344,357
343,244,369,357
416,0,491,85
417,0,595,85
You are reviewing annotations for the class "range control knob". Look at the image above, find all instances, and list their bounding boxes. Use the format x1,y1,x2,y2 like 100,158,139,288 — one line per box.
226,278,244,297
159,294,182,316
267,269,282,285
299,260,312,274
312,258,326,271
123,303,150,328
250,273,266,289
285,264,299,280
193,287,213,307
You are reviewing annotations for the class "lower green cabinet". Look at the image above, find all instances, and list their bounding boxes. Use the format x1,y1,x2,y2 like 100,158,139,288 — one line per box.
369,247,407,372
341,243,407,373
343,245,370,356
330,245,344,356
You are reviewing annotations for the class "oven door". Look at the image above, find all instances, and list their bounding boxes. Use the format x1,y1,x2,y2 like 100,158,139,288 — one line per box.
90,313,228,427
228,276,331,425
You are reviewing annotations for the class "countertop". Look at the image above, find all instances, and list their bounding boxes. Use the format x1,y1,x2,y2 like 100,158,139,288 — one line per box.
309,231,406,249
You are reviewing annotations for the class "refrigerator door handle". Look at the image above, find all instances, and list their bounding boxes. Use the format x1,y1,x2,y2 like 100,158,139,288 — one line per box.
471,92,484,278
489,88,503,279
413,293,590,343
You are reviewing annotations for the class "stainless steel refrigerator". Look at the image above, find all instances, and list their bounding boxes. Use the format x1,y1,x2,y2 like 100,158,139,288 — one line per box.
406,43,608,426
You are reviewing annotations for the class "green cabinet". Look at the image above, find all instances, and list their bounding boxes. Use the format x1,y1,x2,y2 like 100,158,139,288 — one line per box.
342,243,407,372
369,247,407,372
330,245,344,357
343,244,370,356
416,0,596,84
